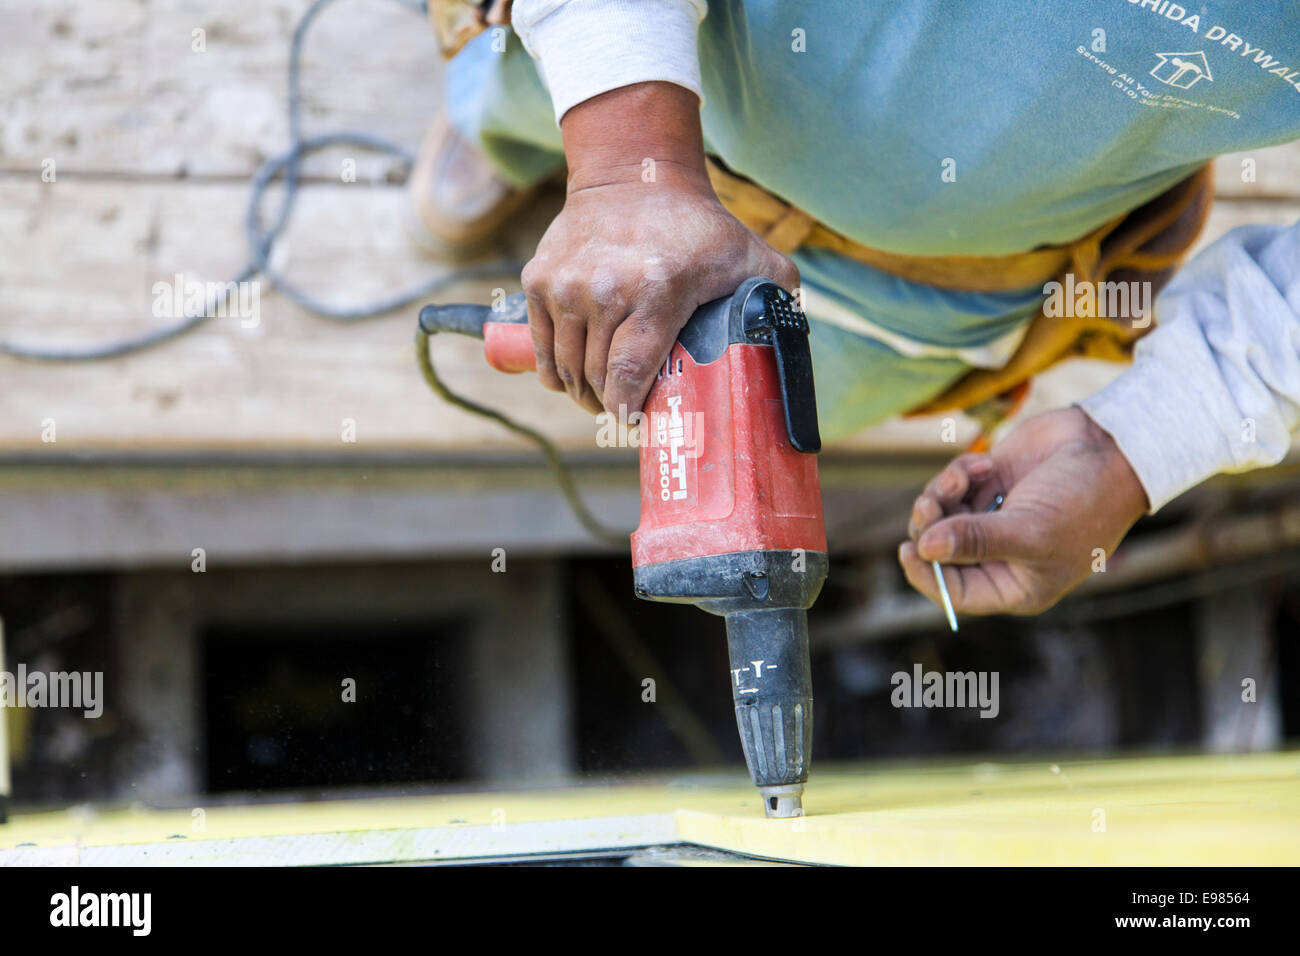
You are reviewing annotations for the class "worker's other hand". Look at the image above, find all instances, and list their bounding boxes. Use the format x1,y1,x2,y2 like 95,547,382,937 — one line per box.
520,82,799,416
898,407,1149,616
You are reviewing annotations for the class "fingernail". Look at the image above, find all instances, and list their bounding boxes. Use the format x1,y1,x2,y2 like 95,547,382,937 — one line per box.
940,475,959,496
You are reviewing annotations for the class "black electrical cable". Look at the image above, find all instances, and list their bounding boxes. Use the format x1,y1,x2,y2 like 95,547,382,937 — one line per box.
416,327,629,547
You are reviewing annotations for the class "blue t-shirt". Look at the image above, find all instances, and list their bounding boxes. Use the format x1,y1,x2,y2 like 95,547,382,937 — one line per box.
448,1,1300,436
699,1,1299,255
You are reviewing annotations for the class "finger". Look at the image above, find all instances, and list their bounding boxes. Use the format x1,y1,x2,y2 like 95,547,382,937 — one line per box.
584,311,624,413
898,540,942,605
551,311,602,412
898,540,1023,616
907,494,945,543
922,453,996,508
576,383,606,416
602,310,681,416
524,291,563,393
909,454,997,540
744,239,801,293
917,511,1044,566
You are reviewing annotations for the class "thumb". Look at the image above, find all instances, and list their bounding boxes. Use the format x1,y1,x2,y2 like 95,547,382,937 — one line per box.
749,243,800,296
917,512,1036,565
769,255,801,296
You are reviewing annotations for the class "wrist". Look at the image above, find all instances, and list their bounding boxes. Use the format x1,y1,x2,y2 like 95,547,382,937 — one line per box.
1076,406,1151,517
561,82,708,194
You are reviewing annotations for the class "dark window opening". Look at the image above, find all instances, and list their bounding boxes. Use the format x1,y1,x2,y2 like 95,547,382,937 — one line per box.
201,622,469,793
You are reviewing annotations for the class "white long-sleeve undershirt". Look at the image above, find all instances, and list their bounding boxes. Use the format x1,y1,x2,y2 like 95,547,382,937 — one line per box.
512,0,707,123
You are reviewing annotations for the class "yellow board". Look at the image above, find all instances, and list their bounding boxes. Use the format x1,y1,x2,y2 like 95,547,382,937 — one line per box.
2,751,1297,866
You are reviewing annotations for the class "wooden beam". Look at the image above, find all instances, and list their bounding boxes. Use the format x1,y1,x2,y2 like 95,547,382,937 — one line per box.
1195,584,1283,752
0,0,443,180
0,452,985,568
2,175,1295,456
111,573,202,800
466,561,575,781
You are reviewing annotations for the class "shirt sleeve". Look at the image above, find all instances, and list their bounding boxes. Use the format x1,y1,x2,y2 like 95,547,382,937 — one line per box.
1079,220,1300,512
510,0,708,123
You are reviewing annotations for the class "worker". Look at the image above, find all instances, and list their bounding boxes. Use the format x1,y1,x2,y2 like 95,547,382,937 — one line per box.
410,1,1300,617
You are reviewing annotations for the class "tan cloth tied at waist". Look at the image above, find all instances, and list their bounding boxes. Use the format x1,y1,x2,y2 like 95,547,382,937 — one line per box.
706,157,1215,420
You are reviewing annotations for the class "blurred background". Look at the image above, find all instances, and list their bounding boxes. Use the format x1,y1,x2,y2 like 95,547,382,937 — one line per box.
1,0,1297,811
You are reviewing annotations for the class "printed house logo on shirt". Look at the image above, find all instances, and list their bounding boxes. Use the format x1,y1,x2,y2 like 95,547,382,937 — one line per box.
1150,51,1213,89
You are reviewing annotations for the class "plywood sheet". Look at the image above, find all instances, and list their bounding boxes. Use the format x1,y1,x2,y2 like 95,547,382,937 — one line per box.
3,751,1297,865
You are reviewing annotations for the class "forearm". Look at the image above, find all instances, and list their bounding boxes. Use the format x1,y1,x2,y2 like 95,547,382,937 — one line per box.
1080,219,1300,511
505,0,787,422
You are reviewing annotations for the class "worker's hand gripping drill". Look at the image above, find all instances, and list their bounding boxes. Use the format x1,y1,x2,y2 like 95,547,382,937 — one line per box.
900,407,1149,616
519,82,800,419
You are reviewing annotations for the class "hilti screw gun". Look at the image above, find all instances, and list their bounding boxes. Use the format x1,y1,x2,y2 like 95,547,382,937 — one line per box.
418,277,828,817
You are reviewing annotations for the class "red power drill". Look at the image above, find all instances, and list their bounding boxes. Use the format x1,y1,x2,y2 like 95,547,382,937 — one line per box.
417,277,828,817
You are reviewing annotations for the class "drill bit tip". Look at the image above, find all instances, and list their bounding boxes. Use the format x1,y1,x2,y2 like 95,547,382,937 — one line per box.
759,784,805,819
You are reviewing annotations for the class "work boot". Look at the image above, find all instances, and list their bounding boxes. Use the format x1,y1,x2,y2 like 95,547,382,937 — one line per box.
404,111,538,257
